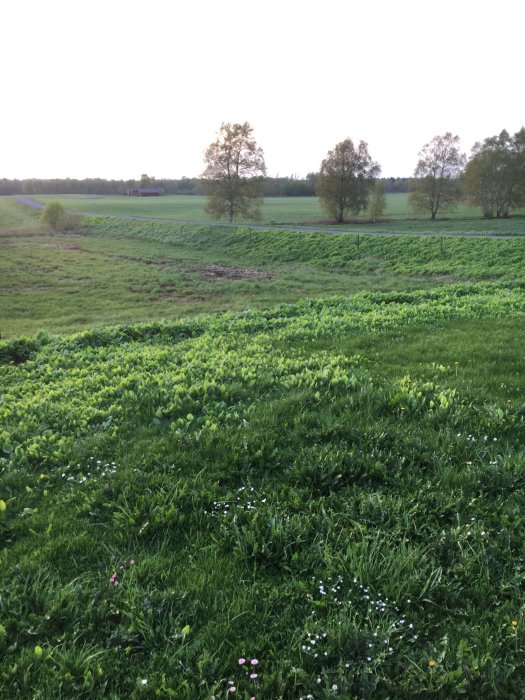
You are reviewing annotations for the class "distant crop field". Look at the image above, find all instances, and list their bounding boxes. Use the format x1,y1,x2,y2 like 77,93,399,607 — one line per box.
27,193,525,236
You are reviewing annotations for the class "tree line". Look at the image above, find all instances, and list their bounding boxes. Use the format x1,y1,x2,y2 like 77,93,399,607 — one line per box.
200,124,525,223
3,123,524,223
0,174,411,199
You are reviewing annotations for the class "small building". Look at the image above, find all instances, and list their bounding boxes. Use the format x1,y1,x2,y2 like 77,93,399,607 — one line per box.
126,188,165,197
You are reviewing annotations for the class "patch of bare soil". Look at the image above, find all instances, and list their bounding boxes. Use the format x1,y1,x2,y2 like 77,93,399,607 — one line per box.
47,242,83,250
201,264,273,281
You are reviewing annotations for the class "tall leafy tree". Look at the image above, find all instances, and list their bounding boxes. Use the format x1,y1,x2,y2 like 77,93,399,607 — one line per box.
202,122,266,223
462,128,525,218
139,174,154,188
409,133,466,220
316,139,380,224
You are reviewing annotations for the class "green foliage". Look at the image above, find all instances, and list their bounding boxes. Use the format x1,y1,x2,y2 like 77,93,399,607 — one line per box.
409,133,466,220
202,122,266,223
1,285,525,697
139,173,154,188
462,128,525,218
316,138,380,223
39,201,66,231
0,285,524,698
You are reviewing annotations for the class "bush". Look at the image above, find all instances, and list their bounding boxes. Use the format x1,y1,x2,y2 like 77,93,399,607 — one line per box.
40,201,66,231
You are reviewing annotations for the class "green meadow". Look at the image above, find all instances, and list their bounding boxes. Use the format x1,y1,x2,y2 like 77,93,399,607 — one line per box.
31,193,525,235
1,195,525,697
2,203,525,338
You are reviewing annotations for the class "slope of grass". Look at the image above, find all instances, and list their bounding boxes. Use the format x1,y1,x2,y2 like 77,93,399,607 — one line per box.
0,196,45,232
0,227,440,339
2,213,525,338
1,285,525,698
90,217,525,278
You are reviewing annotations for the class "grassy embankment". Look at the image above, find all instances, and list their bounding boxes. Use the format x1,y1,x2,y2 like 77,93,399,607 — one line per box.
2,196,525,338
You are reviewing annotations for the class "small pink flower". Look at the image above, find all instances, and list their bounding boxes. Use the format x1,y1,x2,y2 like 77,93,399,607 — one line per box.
130,560,135,565
227,686,236,693
238,658,246,665
250,672,258,679
114,581,118,587
250,659,258,666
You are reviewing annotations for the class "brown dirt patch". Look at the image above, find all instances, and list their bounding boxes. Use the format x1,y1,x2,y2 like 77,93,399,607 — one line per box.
47,242,83,250
201,264,273,281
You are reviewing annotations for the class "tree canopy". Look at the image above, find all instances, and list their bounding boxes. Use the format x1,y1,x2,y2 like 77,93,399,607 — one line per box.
139,174,154,188
462,128,525,218
409,133,466,220
316,139,380,224
201,122,266,223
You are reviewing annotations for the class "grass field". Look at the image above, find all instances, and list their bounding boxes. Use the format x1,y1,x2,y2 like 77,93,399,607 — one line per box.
2,198,525,338
29,194,525,235
1,195,525,697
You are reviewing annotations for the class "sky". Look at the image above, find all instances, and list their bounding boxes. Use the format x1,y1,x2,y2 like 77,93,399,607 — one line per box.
2,0,524,180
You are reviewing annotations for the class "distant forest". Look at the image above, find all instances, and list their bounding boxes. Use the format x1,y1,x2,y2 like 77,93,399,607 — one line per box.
0,176,410,197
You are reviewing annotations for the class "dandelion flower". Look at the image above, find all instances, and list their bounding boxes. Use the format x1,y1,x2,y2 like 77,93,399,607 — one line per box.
428,659,437,669
512,620,518,627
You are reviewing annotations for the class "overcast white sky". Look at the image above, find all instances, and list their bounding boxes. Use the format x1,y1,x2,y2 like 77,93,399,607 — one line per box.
2,0,523,180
